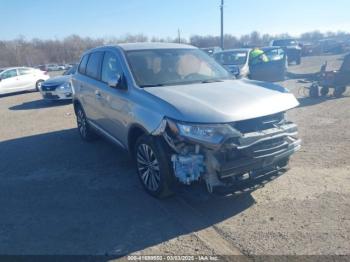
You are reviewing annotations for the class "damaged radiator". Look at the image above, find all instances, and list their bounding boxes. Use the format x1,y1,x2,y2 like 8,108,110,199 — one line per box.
171,154,205,185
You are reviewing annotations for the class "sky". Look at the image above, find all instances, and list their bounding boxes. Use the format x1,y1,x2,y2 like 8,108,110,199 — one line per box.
0,0,349,40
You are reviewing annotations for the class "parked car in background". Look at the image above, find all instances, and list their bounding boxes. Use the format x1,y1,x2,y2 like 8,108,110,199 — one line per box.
35,64,48,71
72,43,300,198
201,46,222,56
300,42,321,56
318,39,344,54
0,67,49,95
58,65,66,70
214,48,251,78
39,64,77,100
271,38,302,65
46,64,60,71
249,47,288,82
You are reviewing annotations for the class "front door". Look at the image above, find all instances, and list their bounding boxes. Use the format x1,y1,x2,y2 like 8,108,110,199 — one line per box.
0,69,20,94
96,50,129,146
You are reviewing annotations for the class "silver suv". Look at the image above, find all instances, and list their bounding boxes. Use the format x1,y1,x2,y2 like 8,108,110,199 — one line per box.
72,43,301,198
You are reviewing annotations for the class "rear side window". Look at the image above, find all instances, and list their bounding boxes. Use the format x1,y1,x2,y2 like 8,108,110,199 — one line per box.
78,55,89,74
85,52,104,80
18,68,33,75
101,51,123,83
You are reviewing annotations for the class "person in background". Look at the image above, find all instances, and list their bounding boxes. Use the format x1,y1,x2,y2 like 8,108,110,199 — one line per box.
249,48,269,65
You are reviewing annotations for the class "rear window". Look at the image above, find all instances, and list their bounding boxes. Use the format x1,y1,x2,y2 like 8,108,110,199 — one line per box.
78,55,89,74
85,52,103,79
214,51,248,65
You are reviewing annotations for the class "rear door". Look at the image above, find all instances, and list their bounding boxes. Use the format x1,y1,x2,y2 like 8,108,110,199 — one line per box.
77,52,104,123
0,69,20,94
17,68,36,90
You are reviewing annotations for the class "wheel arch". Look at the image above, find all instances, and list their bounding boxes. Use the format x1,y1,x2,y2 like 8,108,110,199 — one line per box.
73,99,82,114
127,124,149,155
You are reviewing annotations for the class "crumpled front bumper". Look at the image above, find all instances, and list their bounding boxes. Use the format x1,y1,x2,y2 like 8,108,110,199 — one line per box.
162,116,300,188
217,124,301,178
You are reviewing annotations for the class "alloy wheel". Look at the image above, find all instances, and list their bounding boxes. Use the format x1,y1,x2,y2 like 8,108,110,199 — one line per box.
136,143,161,191
77,109,87,138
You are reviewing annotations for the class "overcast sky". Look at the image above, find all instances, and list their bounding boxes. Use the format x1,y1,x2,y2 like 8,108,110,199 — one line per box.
0,0,349,40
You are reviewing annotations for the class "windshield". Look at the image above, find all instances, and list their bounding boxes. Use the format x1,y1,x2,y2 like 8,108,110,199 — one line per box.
126,49,231,87
214,51,248,65
273,39,297,46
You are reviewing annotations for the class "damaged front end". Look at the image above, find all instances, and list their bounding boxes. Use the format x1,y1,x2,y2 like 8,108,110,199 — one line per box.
152,112,301,193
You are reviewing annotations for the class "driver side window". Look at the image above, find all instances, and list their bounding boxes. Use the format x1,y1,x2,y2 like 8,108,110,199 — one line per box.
101,51,123,84
1,69,18,79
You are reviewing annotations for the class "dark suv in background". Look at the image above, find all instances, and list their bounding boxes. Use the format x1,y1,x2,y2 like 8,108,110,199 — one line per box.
271,39,302,65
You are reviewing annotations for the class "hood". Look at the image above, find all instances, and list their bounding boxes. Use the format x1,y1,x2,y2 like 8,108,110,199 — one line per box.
144,79,299,123
43,75,70,86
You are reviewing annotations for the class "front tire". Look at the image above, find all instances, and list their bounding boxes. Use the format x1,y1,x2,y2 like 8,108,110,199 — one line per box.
76,105,98,141
320,86,329,96
135,135,174,198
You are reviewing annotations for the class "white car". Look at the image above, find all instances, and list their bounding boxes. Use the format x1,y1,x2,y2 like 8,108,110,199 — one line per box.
0,67,49,95
214,48,251,78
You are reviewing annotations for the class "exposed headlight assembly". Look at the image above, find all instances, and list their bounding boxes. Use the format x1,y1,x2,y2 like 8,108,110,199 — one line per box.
167,119,241,146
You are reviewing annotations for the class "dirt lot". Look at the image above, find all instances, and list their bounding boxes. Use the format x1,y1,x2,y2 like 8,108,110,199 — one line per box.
0,55,349,257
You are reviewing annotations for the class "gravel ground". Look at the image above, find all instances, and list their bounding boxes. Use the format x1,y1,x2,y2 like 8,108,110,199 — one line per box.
0,55,349,256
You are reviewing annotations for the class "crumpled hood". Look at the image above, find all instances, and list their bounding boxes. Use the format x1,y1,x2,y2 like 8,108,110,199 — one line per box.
144,79,299,123
43,75,70,86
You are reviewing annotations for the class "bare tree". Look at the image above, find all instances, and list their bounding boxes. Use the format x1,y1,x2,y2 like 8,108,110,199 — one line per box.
0,31,349,67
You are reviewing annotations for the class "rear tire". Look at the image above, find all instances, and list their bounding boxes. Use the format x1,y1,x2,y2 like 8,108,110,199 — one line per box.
36,80,44,91
309,84,319,98
135,135,174,198
75,105,98,141
334,86,346,98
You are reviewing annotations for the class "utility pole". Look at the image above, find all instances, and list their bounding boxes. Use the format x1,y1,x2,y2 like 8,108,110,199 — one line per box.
220,0,224,49
178,29,181,43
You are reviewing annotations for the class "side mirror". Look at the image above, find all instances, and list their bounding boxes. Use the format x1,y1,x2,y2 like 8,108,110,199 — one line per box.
108,74,126,89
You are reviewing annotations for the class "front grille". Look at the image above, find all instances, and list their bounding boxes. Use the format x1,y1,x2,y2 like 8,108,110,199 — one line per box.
41,85,59,91
241,137,288,158
234,112,284,133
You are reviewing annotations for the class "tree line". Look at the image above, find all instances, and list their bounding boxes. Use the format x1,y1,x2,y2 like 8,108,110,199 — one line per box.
0,31,349,67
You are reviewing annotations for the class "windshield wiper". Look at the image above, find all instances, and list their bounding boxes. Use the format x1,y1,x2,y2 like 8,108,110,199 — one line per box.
140,84,165,88
200,79,224,83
